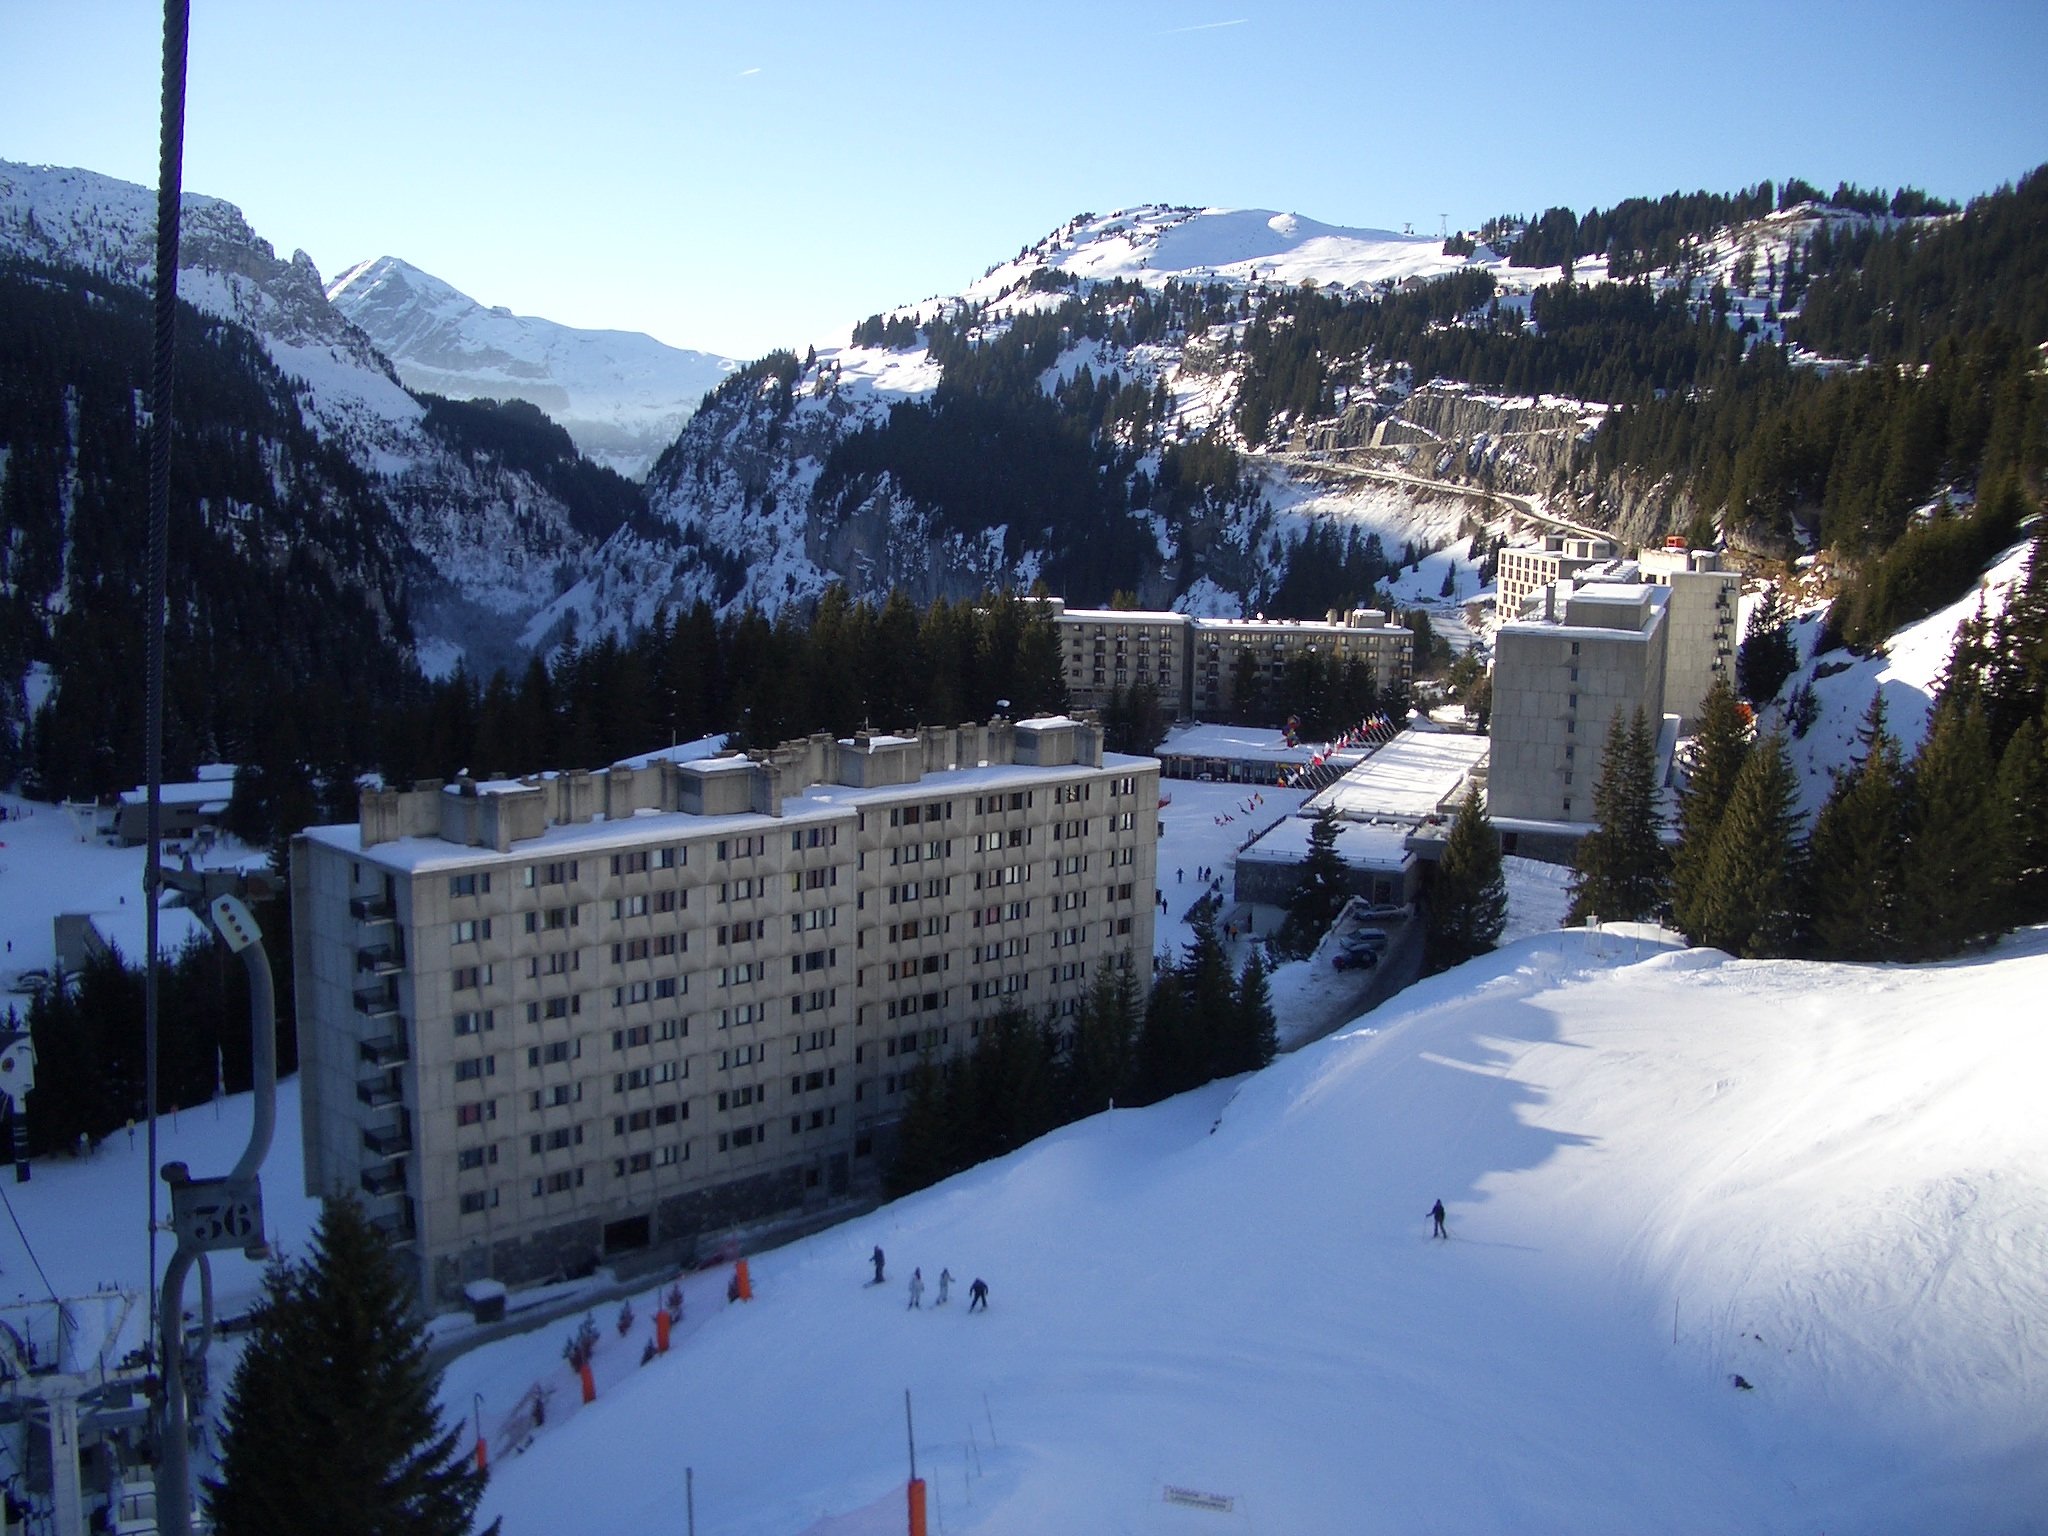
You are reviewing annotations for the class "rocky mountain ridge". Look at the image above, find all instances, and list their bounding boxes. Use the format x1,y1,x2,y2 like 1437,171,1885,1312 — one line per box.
326,255,735,479
0,160,675,682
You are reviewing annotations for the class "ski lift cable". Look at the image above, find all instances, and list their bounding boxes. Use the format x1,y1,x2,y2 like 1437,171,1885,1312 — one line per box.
0,1179,61,1311
142,0,193,1364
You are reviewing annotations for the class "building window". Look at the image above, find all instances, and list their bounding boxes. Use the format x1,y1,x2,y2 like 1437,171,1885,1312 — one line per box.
454,1056,495,1082
458,1189,497,1215
455,1101,495,1128
449,872,491,898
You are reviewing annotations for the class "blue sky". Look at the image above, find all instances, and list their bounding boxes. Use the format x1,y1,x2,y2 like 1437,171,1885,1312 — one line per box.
4,0,2044,361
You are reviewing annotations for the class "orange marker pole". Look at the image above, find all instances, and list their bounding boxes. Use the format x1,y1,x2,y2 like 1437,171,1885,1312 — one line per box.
907,1477,927,1536
655,1307,672,1353
578,1359,596,1404
735,1257,752,1300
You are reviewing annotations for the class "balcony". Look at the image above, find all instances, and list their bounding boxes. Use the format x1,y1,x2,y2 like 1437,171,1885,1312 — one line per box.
349,894,396,924
368,1202,416,1243
362,1120,412,1158
360,1165,407,1198
356,1073,403,1109
358,1029,410,1069
356,941,405,976
353,983,400,1019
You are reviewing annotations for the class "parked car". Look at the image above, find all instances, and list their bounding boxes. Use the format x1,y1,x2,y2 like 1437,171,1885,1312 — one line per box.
1332,946,1378,972
1339,928,1390,956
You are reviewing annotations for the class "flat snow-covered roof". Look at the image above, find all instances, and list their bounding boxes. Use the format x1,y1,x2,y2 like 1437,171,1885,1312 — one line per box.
1306,730,1490,824
305,752,1159,875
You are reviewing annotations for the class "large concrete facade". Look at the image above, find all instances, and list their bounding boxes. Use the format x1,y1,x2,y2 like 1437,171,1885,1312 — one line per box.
1636,545,1740,728
1052,602,1413,718
293,718,1158,1303
1487,584,1669,824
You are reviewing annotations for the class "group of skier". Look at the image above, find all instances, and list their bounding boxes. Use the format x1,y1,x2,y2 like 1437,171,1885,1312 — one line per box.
872,1247,988,1312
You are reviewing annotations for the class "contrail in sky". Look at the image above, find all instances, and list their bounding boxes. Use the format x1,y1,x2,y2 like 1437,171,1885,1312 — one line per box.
1162,18,1248,33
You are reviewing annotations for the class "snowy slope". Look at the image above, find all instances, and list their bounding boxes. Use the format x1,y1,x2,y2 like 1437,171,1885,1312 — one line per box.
1,774,2039,1533
965,205,1512,302
1771,538,2035,818
443,927,2046,1536
328,256,735,479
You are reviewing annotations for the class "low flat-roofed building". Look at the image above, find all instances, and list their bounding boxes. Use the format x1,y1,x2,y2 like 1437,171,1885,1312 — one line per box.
1232,814,1419,910
113,766,238,846
1153,723,1370,784
1232,727,1490,908
1302,728,1492,829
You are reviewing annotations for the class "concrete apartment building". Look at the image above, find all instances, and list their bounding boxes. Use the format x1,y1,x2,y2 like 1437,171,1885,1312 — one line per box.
292,717,1159,1303
1487,581,1670,828
1635,543,1741,727
1494,534,1622,621
1051,602,1413,718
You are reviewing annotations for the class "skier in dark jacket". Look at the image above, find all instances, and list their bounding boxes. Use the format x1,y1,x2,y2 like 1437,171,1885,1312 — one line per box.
871,1245,886,1283
968,1277,989,1311
1429,1199,1447,1239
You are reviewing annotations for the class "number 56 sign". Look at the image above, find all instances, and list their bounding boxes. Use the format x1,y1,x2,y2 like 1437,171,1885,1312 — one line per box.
168,1173,265,1253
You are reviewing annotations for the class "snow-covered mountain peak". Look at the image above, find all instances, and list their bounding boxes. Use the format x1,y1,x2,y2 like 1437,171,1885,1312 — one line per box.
966,202,1498,309
326,254,737,478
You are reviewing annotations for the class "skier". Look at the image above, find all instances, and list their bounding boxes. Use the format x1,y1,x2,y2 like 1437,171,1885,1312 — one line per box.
871,1245,886,1284
908,1268,924,1309
1429,1199,1448,1239
937,1268,953,1305
968,1277,989,1312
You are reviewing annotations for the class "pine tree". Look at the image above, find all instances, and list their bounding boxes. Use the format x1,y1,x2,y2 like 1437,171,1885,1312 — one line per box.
1670,678,1751,942
1064,960,1140,1115
1996,714,2048,925
1692,731,1802,957
1737,584,1799,706
1568,708,1667,924
1224,948,1279,1074
1179,911,1237,1081
1900,700,2005,959
1426,784,1508,971
1130,972,1192,1105
886,1057,959,1197
1802,692,1909,959
206,1196,498,1536
1280,804,1349,952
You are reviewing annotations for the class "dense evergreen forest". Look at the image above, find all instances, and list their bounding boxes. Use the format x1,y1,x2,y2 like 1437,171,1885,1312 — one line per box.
0,257,419,800
417,393,650,543
221,589,1075,845
820,280,1251,600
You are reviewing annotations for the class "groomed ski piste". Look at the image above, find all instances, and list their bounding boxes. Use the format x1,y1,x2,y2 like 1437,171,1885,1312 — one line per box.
6,901,2041,1527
